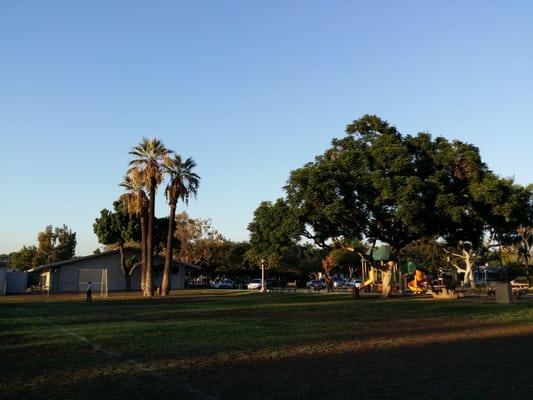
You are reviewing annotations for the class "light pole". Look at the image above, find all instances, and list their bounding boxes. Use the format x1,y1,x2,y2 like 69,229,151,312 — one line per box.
260,258,266,293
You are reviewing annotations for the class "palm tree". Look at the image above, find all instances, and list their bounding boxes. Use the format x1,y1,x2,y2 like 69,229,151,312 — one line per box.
128,138,172,296
120,172,149,293
161,155,200,295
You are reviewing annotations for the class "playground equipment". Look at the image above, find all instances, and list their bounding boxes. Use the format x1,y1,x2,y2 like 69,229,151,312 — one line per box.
407,269,426,294
356,248,462,299
359,265,377,291
400,261,459,299
431,286,459,299
360,246,402,297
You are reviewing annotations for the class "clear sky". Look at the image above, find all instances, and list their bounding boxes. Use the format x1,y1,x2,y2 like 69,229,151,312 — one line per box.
1,1,532,256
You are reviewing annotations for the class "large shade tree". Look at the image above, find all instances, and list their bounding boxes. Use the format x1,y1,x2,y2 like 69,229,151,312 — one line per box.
285,116,444,296
258,114,524,295
128,138,172,296
161,155,200,296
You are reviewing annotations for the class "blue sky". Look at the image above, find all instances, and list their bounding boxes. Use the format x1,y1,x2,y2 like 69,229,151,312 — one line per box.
1,0,532,255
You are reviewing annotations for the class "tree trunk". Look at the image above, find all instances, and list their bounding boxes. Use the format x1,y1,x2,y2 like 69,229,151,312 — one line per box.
140,220,146,294
118,244,131,291
499,244,508,282
524,238,532,287
145,184,156,297
125,273,132,291
462,249,476,288
162,202,176,296
381,266,393,299
140,212,147,294
525,251,531,287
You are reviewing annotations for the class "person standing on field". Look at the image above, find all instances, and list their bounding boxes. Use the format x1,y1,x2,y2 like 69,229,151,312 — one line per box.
86,281,93,303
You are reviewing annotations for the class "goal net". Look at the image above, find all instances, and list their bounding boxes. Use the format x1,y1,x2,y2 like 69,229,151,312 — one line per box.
79,269,108,297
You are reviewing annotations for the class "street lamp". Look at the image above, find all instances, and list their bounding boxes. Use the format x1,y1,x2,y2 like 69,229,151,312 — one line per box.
260,258,266,293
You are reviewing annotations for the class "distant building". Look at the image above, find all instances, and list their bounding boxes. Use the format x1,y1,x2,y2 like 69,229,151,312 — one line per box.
0,261,28,295
0,262,6,295
27,248,199,293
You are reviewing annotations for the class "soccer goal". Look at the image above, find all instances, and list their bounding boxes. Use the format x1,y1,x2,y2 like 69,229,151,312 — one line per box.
79,269,108,297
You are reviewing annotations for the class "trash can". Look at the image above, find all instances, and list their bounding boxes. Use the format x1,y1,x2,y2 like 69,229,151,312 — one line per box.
495,283,513,304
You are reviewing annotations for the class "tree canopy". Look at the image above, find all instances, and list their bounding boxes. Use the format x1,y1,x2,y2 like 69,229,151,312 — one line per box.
251,114,532,287
8,225,76,270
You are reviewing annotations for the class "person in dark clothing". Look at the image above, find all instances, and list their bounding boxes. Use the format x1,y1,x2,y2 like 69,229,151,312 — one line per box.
86,281,93,303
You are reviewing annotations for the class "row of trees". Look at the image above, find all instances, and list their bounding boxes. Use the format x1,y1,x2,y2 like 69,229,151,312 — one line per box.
247,115,533,294
7,225,77,270
94,138,200,296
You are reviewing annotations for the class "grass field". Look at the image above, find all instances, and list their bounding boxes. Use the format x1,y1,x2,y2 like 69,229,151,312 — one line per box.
2,290,533,400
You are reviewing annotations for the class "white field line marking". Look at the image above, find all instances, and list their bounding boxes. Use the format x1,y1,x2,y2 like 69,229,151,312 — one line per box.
17,308,217,400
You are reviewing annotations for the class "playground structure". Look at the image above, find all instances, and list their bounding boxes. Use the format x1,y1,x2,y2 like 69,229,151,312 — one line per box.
407,269,426,294
359,246,404,296
356,246,458,299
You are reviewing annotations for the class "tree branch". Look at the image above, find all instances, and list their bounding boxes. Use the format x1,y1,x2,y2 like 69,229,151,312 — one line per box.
443,248,465,259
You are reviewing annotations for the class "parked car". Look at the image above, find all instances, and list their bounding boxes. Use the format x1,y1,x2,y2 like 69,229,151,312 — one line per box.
332,278,347,289
487,281,529,296
186,278,210,288
211,279,235,289
247,279,263,290
346,278,362,288
306,280,326,291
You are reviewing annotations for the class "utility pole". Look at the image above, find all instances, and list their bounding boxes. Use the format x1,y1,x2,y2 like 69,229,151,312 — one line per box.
260,258,266,293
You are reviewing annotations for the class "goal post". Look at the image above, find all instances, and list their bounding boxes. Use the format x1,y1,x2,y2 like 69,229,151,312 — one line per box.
78,269,108,297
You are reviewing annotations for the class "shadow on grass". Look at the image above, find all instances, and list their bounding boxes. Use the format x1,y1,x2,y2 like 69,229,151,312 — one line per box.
4,326,533,400
182,330,533,400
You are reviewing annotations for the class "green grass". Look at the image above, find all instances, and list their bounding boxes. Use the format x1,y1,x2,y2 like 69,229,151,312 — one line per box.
2,291,533,400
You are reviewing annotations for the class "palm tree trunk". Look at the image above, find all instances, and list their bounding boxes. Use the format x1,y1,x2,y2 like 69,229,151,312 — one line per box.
140,212,147,294
146,185,155,297
162,201,177,296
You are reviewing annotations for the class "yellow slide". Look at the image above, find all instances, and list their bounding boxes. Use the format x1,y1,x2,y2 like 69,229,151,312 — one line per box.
408,269,425,294
358,278,375,291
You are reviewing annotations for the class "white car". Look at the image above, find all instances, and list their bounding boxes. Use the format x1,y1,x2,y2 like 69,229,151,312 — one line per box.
247,279,263,290
211,279,234,289
306,280,326,290
346,278,362,288
333,278,347,289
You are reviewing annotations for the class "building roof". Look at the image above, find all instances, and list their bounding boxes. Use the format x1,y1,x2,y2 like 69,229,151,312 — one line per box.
27,248,200,273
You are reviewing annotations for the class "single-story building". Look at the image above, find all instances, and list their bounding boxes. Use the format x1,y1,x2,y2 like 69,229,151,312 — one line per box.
0,261,28,295
27,248,199,293
0,262,6,295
